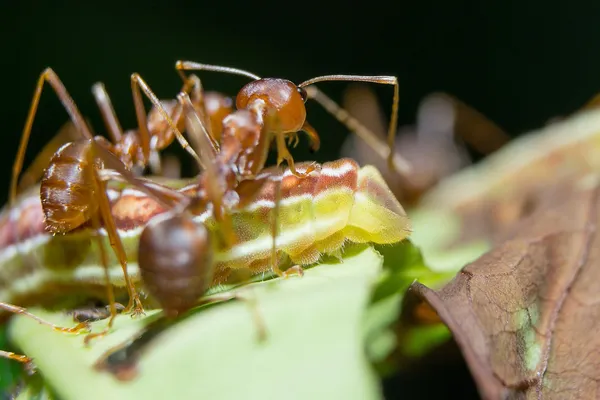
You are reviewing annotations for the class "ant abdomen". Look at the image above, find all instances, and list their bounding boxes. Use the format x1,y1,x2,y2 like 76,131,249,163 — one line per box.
237,78,306,133
138,213,214,318
40,139,101,233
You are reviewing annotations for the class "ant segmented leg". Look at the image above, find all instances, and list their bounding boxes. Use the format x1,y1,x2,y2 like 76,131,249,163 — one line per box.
268,171,304,279
130,73,208,168
13,71,145,316
91,82,124,143
202,291,268,342
274,133,313,179
94,290,268,381
298,75,409,175
130,76,153,165
0,301,90,366
179,74,220,149
0,350,32,365
179,92,237,246
92,153,145,318
160,154,183,179
83,169,124,345
175,61,410,179
304,84,411,176
0,302,90,334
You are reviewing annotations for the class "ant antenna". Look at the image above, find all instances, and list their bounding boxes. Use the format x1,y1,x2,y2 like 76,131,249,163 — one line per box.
92,82,124,143
299,74,410,175
175,61,261,81
178,92,218,173
305,86,410,174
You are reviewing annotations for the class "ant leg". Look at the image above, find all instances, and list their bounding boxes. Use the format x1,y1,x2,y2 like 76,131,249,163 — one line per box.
94,289,268,381
268,170,304,279
130,73,205,168
0,301,90,366
141,75,208,176
181,74,221,151
130,76,153,166
274,132,315,179
179,93,236,246
83,168,130,345
97,168,185,207
299,76,410,175
261,108,316,179
0,303,89,333
202,291,268,342
130,74,205,172
92,82,124,143
92,162,145,319
304,85,411,176
0,350,32,365
11,68,93,206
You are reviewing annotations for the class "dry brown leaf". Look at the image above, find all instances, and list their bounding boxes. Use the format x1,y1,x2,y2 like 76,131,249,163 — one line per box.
409,178,600,399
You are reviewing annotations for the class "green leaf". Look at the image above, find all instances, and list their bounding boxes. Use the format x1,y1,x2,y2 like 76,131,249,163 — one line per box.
0,325,27,396
9,241,459,400
408,207,490,274
10,246,386,400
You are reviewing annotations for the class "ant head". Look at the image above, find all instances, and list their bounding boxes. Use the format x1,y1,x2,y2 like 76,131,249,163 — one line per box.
41,140,101,234
237,78,307,133
138,212,214,318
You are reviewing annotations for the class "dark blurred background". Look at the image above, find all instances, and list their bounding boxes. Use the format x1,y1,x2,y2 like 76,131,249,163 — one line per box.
2,1,600,206
3,1,600,201
2,1,599,397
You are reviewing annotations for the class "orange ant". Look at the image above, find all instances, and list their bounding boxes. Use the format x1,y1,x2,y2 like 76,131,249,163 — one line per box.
8,69,193,338
0,69,236,366
92,96,297,319
12,72,234,198
119,63,413,255
174,61,412,179
91,76,234,175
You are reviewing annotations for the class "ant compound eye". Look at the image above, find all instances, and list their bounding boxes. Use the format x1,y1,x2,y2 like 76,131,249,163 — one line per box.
298,87,308,102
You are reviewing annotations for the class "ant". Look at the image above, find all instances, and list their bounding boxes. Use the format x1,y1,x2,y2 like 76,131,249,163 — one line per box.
173,61,412,179
0,59,412,364
7,69,196,341
124,61,408,249
0,68,237,366
96,92,413,318
92,96,413,381
12,71,234,200
92,75,234,175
